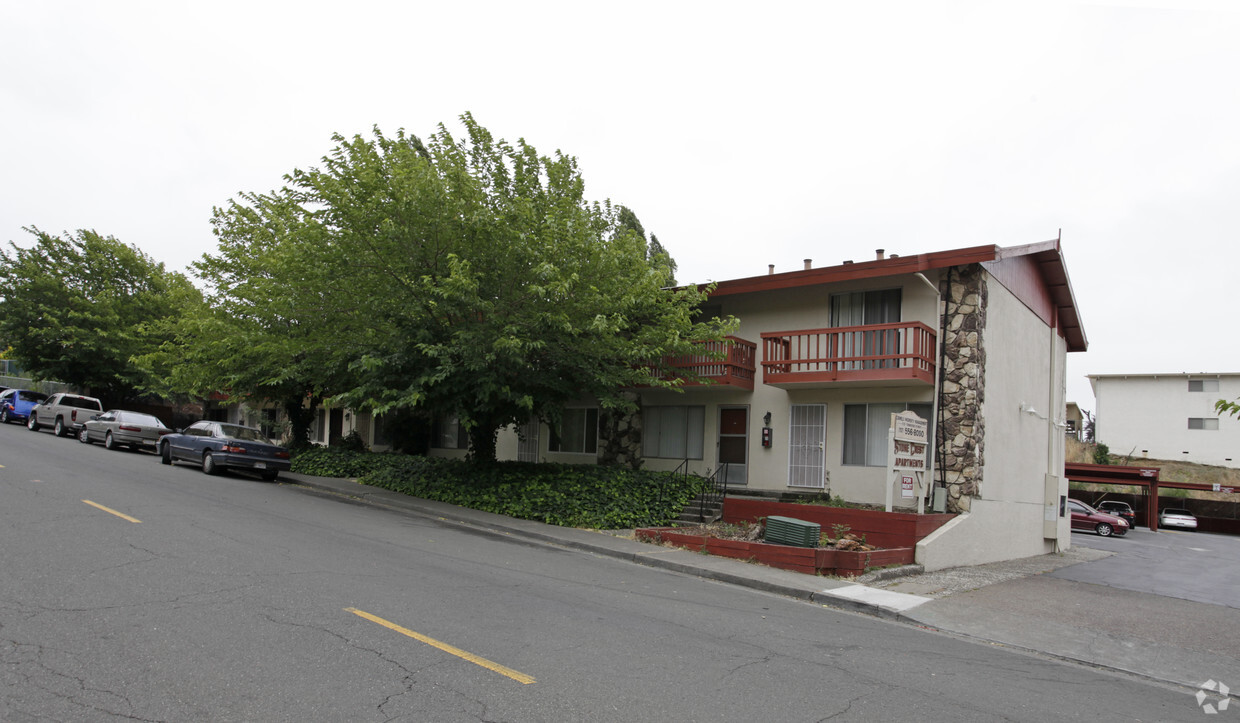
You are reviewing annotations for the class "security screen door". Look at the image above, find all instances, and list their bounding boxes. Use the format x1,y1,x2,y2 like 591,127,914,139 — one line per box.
789,403,826,488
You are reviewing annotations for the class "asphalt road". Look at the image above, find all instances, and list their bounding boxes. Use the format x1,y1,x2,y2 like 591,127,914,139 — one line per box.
0,422,1210,721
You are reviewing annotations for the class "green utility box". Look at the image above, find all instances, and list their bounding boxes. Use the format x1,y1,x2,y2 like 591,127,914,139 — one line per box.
763,516,821,548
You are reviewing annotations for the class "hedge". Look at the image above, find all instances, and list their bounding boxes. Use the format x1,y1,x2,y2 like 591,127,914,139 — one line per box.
291,447,704,530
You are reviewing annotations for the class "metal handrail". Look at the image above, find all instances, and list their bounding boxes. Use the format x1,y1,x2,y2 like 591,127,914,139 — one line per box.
697,462,729,523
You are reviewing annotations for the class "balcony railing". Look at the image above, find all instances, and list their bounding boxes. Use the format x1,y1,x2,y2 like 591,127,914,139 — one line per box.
648,336,757,390
761,322,936,387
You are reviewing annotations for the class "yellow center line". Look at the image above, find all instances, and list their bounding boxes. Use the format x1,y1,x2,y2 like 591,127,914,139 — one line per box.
82,500,142,524
345,607,535,685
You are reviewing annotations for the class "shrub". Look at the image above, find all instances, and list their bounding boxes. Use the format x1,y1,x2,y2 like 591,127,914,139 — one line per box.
360,458,705,529
290,445,400,478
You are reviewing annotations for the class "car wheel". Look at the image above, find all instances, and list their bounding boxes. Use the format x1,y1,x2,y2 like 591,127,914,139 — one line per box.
0,408,8,424
27,414,38,431
104,432,116,450
160,442,172,465
1096,522,1113,537
261,470,279,482
53,418,65,437
79,427,91,444
202,451,218,476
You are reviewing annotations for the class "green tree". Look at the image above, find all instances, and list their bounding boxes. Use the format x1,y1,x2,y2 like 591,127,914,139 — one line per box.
1216,398,1239,419
0,228,200,403
194,114,733,459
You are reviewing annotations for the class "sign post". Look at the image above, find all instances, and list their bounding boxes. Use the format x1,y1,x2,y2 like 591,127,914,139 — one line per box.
886,411,929,513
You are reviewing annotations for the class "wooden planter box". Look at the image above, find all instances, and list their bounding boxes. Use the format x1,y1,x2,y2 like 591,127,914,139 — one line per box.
722,498,954,549
635,527,914,578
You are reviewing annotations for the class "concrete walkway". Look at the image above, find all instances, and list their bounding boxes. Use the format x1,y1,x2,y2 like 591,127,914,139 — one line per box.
282,472,1240,699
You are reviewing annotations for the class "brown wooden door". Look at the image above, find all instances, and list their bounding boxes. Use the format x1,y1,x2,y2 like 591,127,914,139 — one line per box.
718,407,748,485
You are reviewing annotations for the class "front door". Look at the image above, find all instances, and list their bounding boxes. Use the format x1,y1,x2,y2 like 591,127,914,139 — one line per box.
718,406,748,485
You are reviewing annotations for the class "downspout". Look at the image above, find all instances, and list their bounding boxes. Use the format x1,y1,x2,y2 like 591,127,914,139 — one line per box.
915,270,945,512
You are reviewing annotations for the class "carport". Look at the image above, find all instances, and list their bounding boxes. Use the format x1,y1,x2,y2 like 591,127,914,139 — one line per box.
1065,462,1239,532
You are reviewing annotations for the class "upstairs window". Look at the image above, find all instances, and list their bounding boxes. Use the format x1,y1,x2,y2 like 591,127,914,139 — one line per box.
1188,417,1219,431
1188,379,1219,392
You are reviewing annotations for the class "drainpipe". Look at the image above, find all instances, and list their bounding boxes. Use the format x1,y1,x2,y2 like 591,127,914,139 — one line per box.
914,271,942,514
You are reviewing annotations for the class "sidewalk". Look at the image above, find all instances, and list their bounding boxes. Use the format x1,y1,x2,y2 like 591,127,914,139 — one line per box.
282,472,1240,696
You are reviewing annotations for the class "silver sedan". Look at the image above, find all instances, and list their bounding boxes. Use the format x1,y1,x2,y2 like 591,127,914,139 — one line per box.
78,410,173,452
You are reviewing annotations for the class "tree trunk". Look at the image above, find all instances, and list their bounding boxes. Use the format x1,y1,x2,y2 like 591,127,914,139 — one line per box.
283,394,318,450
467,423,499,462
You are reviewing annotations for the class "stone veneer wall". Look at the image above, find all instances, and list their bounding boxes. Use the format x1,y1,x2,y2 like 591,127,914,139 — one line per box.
937,264,987,513
599,392,643,468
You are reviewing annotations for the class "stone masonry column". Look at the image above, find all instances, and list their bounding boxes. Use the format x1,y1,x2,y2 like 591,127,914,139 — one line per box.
937,264,987,513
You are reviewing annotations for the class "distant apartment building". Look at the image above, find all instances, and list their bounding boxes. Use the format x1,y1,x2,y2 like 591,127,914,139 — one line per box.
1089,373,1240,468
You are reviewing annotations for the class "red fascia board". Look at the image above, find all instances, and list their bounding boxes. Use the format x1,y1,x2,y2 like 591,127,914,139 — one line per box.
700,245,1002,298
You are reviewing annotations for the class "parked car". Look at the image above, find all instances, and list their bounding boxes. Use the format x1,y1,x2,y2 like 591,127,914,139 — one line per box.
1067,498,1129,537
78,410,173,452
160,421,291,481
0,388,49,424
1159,508,1198,530
1095,500,1136,527
27,392,104,436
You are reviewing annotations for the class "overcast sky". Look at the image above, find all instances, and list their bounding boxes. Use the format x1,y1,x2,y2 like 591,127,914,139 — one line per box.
3,1,1237,413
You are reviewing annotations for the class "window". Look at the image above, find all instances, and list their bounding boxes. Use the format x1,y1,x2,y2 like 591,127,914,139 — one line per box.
433,413,469,449
549,408,598,454
1188,418,1219,431
1188,379,1219,392
642,405,705,459
831,289,902,370
843,402,932,466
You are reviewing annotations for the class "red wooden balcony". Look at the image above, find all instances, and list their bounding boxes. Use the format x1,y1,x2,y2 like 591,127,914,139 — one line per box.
760,322,936,388
647,336,757,390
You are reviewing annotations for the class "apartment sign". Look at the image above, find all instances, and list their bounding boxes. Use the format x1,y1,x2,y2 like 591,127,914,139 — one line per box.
893,411,928,444
891,412,928,470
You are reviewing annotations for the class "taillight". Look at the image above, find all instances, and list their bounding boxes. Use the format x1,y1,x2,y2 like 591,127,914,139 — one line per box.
221,444,247,454
119,425,142,432
275,451,290,460
71,410,78,421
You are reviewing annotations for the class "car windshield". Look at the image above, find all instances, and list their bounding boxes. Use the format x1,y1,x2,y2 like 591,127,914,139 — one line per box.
219,425,270,443
1164,509,1192,516
18,391,48,402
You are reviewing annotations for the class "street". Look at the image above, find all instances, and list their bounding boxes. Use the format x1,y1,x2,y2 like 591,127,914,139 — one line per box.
1,423,1204,721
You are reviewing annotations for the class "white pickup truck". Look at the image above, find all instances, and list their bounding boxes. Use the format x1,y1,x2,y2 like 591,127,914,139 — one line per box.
27,392,103,437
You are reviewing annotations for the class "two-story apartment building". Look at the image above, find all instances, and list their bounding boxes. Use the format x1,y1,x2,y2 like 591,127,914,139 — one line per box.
423,238,1088,569
234,238,1085,569
1089,373,1240,468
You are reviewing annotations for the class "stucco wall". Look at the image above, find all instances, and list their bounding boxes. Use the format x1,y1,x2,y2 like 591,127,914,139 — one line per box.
636,272,942,500
1093,374,1240,468
916,499,1057,571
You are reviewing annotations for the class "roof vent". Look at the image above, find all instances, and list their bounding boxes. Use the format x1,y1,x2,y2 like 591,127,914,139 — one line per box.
768,264,775,275
804,259,812,270
843,260,853,265
876,248,885,260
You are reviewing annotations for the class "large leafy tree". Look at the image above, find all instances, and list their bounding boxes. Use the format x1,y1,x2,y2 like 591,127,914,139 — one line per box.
0,228,200,403
192,114,732,459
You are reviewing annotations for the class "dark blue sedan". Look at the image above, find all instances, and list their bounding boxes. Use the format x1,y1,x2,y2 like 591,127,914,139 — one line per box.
0,389,49,425
159,421,291,481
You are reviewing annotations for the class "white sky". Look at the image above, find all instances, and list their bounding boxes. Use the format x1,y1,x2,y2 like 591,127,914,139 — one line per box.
3,1,1238,413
